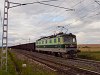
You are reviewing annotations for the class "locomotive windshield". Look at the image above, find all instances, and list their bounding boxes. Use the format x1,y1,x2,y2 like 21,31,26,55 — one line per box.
64,36,76,43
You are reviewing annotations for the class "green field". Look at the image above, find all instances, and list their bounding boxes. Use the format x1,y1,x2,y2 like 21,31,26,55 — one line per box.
77,47,100,61
0,49,57,75
78,51,100,61
78,47,100,52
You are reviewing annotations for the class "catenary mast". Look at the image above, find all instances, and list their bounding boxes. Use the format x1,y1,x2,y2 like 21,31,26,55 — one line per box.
1,0,9,71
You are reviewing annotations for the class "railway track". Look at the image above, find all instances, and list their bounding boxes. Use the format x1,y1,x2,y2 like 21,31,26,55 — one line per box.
12,49,100,75
68,58,100,73
75,58,100,63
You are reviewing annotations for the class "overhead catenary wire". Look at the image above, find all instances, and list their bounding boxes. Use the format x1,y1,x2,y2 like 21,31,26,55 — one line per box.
95,0,100,6
48,0,100,33
32,0,72,34
44,0,86,29
49,0,86,22
73,0,100,19
9,0,74,11
9,0,58,8
29,0,86,35
41,0,67,25
63,0,100,24
6,0,100,31
57,0,91,21
10,0,99,34
78,3,100,19
29,0,70,26
61,0,99,33
71,0,85,8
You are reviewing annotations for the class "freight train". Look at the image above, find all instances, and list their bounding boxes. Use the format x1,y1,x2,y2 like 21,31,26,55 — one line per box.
11,32,80,58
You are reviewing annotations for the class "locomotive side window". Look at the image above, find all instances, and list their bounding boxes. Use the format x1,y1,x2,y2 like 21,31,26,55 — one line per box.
39,41,41,44
54,38,56,43
58,38,60,42
45,40,47,44
42,41,44,44
49,39,52,43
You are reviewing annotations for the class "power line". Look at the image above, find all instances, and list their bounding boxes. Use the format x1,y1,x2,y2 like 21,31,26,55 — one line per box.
71,0,85,8
50,0,100,32
37,2,74,11
43,0,86,29
34,0,85,34
32,0,100,33
9,0,58,8
50,0,86,21
26,0,71,28
95,0,100,5
9,0,74,11
40,0,67,25
30,0,74,34
65,0,100,24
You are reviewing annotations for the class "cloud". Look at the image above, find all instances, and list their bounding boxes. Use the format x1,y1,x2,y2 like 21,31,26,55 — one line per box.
76,32,87,44
86,22,100,29
76,31,100,44
0,0,100,46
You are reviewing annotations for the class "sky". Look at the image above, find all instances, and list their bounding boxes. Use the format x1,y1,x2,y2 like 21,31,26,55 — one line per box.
0,0,100,46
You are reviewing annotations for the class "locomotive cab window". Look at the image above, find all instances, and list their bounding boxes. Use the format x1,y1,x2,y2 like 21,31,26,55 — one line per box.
64,37,76,43
73,38,76,42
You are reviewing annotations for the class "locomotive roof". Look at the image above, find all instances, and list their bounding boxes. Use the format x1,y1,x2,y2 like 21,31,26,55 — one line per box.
37,32,76,41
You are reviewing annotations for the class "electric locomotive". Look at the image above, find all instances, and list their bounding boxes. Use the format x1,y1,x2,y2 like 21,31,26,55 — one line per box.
36,32,79,58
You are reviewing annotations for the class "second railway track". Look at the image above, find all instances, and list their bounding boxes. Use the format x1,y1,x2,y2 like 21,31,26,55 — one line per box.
11,49,100,75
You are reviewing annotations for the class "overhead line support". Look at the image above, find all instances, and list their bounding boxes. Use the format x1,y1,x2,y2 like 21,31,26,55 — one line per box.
1,0,9,72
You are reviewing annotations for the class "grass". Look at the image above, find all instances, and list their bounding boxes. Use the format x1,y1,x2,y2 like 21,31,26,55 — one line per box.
13,55,57,75
78,47,100,51
78,51,100,61
78,47,100,61
0,50,18,75
0,49,57,75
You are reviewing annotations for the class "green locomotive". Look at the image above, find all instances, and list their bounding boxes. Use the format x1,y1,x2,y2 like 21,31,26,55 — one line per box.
36,32,79,58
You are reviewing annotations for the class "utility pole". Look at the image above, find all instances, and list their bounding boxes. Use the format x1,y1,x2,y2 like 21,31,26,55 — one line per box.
1,0,74,72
